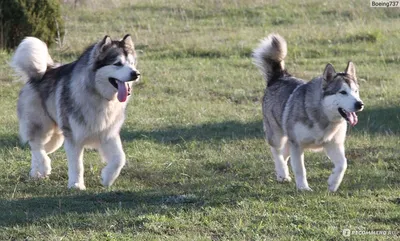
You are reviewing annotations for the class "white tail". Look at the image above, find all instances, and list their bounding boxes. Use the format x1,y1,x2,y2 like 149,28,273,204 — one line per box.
11,37,54,82
252,34,287,84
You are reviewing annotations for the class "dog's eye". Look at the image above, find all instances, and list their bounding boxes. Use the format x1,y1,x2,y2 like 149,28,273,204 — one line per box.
339,91,347,95
114,62,123,67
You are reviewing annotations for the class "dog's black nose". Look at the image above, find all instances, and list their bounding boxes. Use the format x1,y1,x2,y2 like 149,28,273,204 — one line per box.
355,101,364,111
131,71,140,80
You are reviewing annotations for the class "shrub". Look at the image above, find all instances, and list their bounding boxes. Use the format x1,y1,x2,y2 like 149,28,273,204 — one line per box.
0,0,64,50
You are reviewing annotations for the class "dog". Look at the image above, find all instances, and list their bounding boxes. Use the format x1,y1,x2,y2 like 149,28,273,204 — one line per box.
11,34,140,190
253,34,364,192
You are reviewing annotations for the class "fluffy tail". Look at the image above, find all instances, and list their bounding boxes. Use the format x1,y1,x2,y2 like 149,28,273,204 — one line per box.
11,37,54,82
252,34,287,85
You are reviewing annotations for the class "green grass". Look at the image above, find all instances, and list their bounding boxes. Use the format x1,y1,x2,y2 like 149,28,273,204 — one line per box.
1,0,399,240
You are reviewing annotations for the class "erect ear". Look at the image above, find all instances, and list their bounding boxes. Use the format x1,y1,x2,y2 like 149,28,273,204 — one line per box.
122,34,135,50
322,63,336,88
345,61,356,78
99,35,112,52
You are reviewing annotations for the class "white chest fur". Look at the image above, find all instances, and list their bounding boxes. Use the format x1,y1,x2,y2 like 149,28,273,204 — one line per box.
68,99,127,146
293,121,346,149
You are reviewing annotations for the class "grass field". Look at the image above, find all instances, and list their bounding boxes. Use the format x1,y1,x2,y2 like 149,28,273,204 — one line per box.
0,0,400,240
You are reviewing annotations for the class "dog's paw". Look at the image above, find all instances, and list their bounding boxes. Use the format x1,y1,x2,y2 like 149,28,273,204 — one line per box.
29,169,41,179
277,175,292,182
101,167,119,187
297,185,313,192
29,169,49,179
101,175,114,187
328,178,341,192
328,184,339,192
39,166,51,177
68,182,86,190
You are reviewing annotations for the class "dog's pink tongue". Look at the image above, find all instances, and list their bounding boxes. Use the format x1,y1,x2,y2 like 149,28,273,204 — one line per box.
117,81,128,102
348,112,358,126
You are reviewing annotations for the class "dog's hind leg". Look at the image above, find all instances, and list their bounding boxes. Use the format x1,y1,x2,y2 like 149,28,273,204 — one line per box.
24,123,54,178
324,142,347,192
29,140,52,178
289,143,312,191
271,142,291,182
29,131,62,178
44,130,64,154
18,87,55,178
99,135,126,187
265,124,292,182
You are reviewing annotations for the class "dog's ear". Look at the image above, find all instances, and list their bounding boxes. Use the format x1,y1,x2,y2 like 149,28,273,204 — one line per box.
122,34,135,51
345,61,356,78
322,63,336,88
99,35,112,52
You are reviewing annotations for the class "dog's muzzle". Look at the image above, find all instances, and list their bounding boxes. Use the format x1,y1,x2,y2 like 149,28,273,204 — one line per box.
338,101,364,127
354,101,364,111
130,71,140,81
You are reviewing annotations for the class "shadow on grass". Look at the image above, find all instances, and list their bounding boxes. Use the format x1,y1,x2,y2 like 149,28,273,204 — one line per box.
310,145,400,190
351,106,400,135
122,120,264,144
0,190,179,227
0,133,21,149
1,107,398,149
121,106,399,145
0,177,291,229
1,166,398,230
0,120,264,149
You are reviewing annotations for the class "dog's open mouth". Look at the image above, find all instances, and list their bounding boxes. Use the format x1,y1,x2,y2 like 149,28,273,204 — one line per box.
338,108,358,126
109,78,131,102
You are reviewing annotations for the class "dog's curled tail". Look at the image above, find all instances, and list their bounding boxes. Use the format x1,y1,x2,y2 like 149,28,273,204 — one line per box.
11,37,54,82
252,34,287,85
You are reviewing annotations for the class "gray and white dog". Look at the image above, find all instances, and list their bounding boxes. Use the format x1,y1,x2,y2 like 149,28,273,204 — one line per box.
253,34,364,192
12,35,140,190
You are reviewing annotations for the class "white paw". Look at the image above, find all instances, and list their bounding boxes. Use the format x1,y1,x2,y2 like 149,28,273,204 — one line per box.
29,169,48,179
297,185,313,191
68,182,86,190
30,169,41,179
101,173,114,187
277,175,292,182
328,184,339,192
39,167,51,177
101,166,120,187
328,178,341,192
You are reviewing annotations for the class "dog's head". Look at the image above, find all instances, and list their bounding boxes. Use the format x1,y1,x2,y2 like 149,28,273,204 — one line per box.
322,62,364,126
92,34,140,102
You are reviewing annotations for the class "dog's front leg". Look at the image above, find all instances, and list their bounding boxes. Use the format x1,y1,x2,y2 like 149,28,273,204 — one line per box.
99,135,126,187
290,143,312,191
324,142,347,192
64,139,86,190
